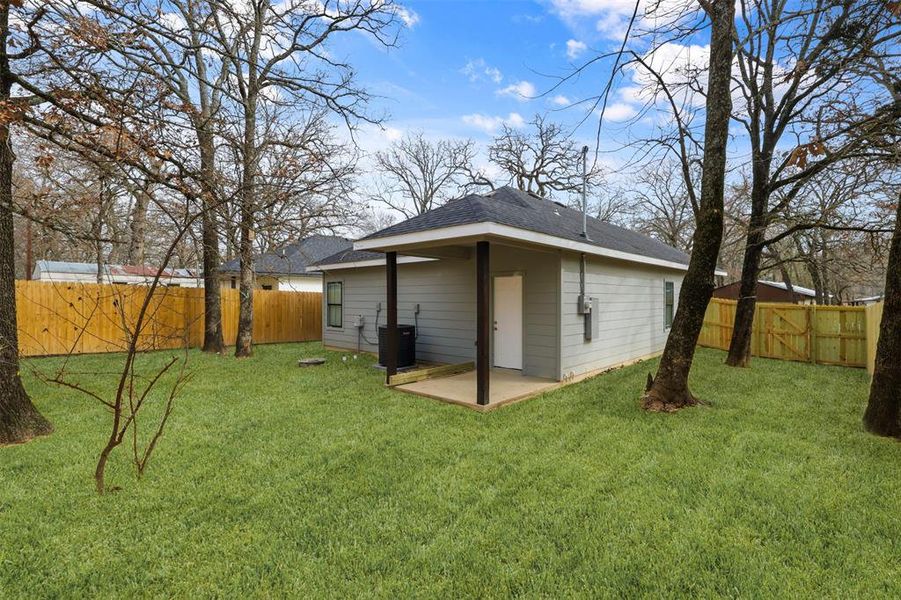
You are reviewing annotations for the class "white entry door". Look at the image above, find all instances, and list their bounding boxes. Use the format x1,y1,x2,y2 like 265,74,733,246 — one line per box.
493,275,523,370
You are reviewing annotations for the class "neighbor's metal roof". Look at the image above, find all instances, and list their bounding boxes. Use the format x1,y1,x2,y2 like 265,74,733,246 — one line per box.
34,260,196,278
758,280,818,297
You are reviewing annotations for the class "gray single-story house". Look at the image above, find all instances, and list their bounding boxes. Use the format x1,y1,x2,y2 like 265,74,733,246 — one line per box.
310,186,717,408
219,235,352,292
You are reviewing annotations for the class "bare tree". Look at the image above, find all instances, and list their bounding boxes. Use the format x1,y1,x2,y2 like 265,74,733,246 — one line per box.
371,131,478,218
768,163,895,303
724,0,900,367
0,0,53,444
489,114,604,199
94,0,240,353
590,183,632,224
642,0,734,411
631,159,695,251
242,110,361,252
29,169,207,493
208,0,403,358
0,0,222,442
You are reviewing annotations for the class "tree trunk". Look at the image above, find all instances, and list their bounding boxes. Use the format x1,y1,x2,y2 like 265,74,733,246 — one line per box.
863,194,901,438
805,258,824,304
234,202,254,358
188,7,226,354
0,4,52,444
198,130,225,353
126,182,150,265
234,92,258,359
642,0,734,411
725,214,766,366
234,14,263,359
778,261,794,298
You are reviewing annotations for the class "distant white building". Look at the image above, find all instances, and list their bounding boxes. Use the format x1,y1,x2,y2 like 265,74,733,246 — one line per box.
31,260,202,287
850,295,883,306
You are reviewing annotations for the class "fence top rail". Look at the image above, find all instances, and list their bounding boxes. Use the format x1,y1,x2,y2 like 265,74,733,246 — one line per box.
17,280,320,294
707,297,865,312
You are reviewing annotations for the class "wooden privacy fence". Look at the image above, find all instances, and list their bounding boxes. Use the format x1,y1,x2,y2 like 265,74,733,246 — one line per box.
699,297,884,372
14,280,321,357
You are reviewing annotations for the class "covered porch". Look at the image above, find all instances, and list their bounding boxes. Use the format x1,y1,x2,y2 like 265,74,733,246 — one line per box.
362,233,561,410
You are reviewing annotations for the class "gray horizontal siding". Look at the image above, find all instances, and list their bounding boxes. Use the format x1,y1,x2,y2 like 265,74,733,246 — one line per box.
559,253,684,378
322,244,561,380
322,259,476,365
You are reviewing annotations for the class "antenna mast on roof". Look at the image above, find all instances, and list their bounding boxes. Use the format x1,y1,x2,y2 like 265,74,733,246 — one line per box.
581,145,590,240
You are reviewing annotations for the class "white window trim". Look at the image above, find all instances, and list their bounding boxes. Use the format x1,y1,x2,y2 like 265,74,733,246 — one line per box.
326,281,344,329
664,280,675,330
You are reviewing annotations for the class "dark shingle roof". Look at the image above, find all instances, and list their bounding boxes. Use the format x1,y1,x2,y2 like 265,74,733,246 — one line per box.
311,247,384,268
220,235,353,275
359,186,690,266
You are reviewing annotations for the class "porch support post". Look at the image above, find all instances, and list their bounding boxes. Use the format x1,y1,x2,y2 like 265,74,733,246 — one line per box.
476,241,490,405
386,251,398,384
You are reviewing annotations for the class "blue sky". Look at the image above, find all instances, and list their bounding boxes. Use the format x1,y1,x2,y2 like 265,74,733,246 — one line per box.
339,1,655,168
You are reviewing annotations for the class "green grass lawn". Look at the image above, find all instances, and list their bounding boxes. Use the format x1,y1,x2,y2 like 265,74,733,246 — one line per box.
1,344,899,598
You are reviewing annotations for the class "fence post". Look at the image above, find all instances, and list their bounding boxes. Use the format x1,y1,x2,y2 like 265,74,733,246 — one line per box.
809,304,817,364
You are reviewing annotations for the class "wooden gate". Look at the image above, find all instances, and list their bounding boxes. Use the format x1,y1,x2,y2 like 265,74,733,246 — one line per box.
699,298,869,368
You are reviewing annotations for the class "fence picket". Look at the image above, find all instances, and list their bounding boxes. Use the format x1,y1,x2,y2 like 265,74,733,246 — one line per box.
14,280,321,357
698,298,878,369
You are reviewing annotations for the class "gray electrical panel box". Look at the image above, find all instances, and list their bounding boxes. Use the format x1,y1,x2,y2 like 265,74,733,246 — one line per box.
577,295,591,314
583,297,599,341
353,314,365,328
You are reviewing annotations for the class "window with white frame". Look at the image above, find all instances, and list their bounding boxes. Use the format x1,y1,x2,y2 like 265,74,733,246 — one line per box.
664,281,675,328
326,282,343,328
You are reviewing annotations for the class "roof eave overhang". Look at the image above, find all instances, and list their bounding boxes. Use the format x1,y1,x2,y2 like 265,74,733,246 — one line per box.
219,270,319,277
355,222,702,274
306,256,436,272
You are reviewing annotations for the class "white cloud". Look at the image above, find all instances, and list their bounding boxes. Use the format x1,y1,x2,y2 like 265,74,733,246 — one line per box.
551,94,571,106
462,112,525,135
618,39,777,122
159,12,187,33
485,66,503,84
545,0,699,40
461,58,504,84
513,14,544,24
506,113,526,128
383,126,404,142
625,42,712,110
394,5,420,28
566,39,587,60
496,80,536,102
599,102,637,121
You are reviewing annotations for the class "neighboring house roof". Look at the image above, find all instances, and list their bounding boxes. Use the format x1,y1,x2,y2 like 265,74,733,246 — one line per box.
852,294,883,303
758,280,818,298
220,235,352,276
313,248,383,266
33,260,197,279
353,186,697,271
